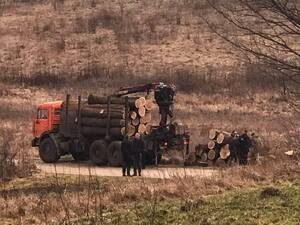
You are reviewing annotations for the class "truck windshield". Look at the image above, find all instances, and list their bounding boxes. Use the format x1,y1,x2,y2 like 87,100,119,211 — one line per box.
37,109,48,119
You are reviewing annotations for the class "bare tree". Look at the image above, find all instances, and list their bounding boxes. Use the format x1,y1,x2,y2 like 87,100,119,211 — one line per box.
202,0,300,110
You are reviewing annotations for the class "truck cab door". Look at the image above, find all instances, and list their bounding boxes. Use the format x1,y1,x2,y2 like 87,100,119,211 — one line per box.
33,108,50,137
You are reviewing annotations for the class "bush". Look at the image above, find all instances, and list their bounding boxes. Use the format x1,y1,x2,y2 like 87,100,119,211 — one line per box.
0,129,36,182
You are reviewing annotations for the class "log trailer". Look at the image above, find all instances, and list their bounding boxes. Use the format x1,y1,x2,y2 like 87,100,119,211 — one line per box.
31,82,190,166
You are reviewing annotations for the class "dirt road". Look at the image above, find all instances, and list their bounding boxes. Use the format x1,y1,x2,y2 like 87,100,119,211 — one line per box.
36,160,219,179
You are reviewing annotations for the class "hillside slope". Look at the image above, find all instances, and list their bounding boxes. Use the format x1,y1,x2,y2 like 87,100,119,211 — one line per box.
0,0,239,83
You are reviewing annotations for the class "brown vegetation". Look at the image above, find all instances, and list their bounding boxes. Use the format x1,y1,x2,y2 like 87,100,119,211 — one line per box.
0,0,299,223
0,128,36,182
0,157,299,224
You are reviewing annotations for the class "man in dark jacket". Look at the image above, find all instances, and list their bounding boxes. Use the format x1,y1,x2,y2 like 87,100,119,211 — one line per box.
237,131,252,165
121,135,132,176
228,131,252,165
132,133,145,176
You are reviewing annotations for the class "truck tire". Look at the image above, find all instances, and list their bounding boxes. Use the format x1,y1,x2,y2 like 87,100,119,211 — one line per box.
89,140,108,166
71,140,89,161
39,138,60,163
107,141,122,167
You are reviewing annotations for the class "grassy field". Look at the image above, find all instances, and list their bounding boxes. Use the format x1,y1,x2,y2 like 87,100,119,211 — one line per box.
82,182,300,225
1,174,299,224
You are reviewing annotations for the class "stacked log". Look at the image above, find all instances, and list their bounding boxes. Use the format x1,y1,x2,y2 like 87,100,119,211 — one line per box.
80,95,137,138
196,129,256,166
80,103,125,138
79,95,155,138
205,130,233,165
128,96,154,136
196,129,234,165
219,144,230,159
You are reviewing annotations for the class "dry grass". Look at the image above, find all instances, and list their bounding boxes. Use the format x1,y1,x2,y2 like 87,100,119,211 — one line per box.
0,0,291,96
0,128,36,182
0,157,299,224
0,0,238,87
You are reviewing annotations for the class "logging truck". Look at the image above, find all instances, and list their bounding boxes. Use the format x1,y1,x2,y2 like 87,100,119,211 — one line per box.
32,83,190,166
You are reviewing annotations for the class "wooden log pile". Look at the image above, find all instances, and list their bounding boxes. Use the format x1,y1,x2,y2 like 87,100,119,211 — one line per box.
79,95,154,138
128,96,154,136
80,102,125,138
205,129,232,165
196,129,252,166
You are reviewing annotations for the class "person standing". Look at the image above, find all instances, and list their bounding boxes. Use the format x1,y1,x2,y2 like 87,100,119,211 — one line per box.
121,135,132,176
132,133,145,176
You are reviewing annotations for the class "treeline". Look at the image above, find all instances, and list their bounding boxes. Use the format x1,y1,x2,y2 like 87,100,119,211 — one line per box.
0,62,284,95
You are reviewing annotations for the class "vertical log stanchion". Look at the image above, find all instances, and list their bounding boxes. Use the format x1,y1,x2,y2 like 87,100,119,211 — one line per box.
105,96,111,140
125,96,129,136
66,94,70,125
77,95,81,135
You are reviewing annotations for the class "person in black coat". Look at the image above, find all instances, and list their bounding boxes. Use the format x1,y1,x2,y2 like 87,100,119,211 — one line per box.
121,135,132,176
228,130,252,165
132,133,145,176
237,131,252,165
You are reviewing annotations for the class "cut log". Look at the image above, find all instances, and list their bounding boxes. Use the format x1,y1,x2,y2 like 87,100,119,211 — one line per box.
220,144,231,159
135,99,141,108
81,108,124,119
138,107,146,117
81,127,122,137
207,140,216,150
130,111,137,120
80,118,125,127
121,127,126,135
145,99,154,111
131,117,140,126
145,124,152,134
138,124,147,134
135,97,147,108
138,97,146,107
84,104,124,110
82,107,124,114
207,149,216,160
140,112,152,124
200,152,208,162
209,129,220,140
88,95,137,105
216,132,231,144
127,124,136,137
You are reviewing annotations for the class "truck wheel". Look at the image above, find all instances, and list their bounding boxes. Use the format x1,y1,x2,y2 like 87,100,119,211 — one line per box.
39,138,60,163
71,140,89,161
107,141,122,167
89,140,108,166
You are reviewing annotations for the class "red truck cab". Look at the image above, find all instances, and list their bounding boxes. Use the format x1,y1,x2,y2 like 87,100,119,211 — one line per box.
32,101,62,147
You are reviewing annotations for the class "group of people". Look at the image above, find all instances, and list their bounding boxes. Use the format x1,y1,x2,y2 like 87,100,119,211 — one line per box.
121,133,145,176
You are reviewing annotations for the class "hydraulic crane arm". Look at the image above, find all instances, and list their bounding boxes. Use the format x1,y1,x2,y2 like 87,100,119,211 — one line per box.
114,82,176,127
113,83,160,97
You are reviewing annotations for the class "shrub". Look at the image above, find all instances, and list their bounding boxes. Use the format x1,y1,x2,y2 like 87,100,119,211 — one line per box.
0,129,36,181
